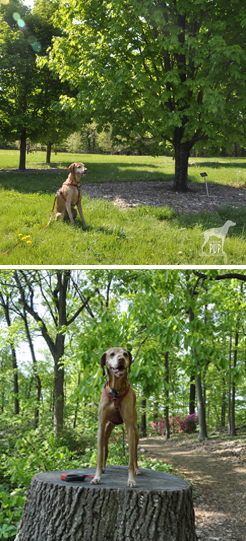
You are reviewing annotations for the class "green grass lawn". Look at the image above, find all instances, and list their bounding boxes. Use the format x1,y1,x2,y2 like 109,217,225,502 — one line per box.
0,150,246,265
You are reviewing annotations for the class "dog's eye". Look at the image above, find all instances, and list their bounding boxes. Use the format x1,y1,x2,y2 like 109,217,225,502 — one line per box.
110,352,115,357
123,352,128,357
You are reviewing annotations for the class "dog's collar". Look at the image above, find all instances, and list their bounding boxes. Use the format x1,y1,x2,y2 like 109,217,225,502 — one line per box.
105,381,129,399
64,180,80,187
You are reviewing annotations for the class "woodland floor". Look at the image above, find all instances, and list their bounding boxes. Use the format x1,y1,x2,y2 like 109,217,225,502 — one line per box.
1,168,246,213
139,435,246,541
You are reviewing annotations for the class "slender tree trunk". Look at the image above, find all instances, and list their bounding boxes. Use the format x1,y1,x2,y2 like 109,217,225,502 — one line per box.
230,331,238,436
22,308,42,428
73,373,81,429
11,346,19,415
164,352,170,440
189,375,196,415
188,304,207,441
228,335,232,435
195,374,207,441
53,271,70,434
140,391,147,437
1,356,5,413
54,349,65,434
173,130,191,191
19,130,26,170
221,377,226,427
0,296,20,415
14,270,91,435
46,142,52,164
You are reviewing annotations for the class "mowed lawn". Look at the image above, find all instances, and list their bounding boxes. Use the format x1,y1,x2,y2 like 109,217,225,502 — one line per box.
0,150,246,265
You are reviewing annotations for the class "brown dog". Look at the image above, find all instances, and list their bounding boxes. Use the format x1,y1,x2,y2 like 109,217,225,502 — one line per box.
55,162,87,227
91,347,140,487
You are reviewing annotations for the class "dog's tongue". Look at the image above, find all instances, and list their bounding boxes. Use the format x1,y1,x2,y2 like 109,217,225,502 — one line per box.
113,366,125,377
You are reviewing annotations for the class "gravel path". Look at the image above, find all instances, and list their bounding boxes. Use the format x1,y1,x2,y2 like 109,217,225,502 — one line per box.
140,436,246,541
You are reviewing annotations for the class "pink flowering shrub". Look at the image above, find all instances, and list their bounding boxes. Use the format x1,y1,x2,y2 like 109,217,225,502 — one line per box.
170,413,198,433
151,413,198,435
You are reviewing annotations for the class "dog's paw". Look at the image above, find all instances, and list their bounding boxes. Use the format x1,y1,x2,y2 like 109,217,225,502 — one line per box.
135,468,140,475
127,479,137,488
90,477,101,485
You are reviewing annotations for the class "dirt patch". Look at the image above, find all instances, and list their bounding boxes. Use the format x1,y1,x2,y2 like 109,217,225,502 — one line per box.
1,168,246,214
84,180,246,215
139,436,246,540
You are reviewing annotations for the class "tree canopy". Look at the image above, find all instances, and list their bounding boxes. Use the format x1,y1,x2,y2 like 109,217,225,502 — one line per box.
45,0,246,190
0,269,246,441
0,0,75,169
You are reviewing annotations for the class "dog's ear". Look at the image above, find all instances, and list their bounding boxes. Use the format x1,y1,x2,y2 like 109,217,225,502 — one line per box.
100,352,107,377
68,163,76,179
127,350,133,373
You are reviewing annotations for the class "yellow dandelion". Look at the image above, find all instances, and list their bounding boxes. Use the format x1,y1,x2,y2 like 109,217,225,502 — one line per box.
18,233,23,237
26,241,32,244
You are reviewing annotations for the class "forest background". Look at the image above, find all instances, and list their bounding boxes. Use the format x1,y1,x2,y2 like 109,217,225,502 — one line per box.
0,269,246,539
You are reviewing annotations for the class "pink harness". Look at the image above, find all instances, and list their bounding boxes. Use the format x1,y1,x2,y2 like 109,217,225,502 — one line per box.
104,383,130,424
58,181,81,206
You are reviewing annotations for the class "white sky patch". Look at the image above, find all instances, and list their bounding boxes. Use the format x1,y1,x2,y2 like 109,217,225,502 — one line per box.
23,0,34,8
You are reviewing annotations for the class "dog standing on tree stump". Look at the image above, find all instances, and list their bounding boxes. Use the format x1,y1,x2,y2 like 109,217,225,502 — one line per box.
91,347,140,487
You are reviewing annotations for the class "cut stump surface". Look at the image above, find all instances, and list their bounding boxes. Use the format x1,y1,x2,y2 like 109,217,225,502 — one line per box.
15,466,197,541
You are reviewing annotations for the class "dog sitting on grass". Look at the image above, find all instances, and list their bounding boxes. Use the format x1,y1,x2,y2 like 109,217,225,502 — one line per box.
55,163,88,227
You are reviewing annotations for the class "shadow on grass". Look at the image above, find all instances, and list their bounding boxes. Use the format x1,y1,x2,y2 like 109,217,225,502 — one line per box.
189,161,246,169
177,205,246,238
0,165,174,195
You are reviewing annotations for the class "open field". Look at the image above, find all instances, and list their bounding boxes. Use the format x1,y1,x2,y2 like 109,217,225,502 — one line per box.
0,151,246,265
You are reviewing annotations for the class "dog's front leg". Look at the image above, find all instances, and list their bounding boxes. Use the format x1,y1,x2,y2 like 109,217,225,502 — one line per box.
77,200,86,229
126,425,137,487
91,423,105,485
66,203,75,226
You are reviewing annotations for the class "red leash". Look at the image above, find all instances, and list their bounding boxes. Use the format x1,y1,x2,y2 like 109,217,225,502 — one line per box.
38,196,56,232
0,196,57,256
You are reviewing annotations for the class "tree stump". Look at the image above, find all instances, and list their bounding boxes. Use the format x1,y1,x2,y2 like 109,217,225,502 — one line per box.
15,466,197,541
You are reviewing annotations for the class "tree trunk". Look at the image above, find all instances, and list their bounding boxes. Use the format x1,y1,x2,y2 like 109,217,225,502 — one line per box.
22,308,42,428
164,351,170,440
173,129,191,192
1,298,19,415
189,375,196,415
15,467,197,541
46,142,52,164
228,335,232,435
73,373,81,429
140,392,147,437
230,331,238,437
14,270,74,435
19,130,26,170
54,347,65,434
195,374,207,441
188,303,207,441
221,377,226,427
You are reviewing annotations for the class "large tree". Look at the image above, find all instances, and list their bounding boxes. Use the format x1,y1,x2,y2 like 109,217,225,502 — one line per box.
47,0,246,190
0,0,76,169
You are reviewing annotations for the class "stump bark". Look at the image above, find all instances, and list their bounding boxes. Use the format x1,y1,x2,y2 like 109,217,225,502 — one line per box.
15,466,197,541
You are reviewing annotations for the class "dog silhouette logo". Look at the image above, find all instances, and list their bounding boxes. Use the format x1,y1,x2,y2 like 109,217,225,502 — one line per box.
200,220,236,263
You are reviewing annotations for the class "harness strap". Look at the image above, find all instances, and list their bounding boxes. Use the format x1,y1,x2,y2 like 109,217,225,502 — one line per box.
104,383,130,425
58,182,81,206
